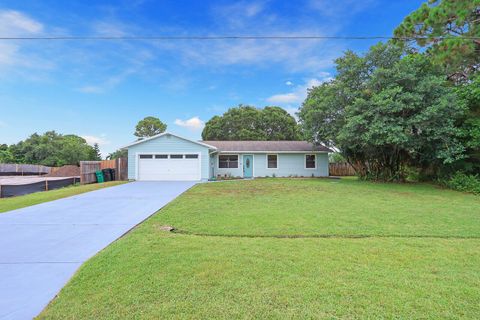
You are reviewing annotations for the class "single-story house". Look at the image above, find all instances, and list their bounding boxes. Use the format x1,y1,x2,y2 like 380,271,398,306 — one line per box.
123,132,332,181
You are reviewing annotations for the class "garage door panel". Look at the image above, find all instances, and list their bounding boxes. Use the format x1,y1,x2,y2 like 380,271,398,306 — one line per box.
138,155,201,181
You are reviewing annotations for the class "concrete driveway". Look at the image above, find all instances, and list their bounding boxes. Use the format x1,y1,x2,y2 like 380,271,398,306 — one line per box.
0,181,196,320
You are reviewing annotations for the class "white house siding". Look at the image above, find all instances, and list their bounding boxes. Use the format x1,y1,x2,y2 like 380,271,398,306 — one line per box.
254,153,328,177
127,135,210,181
212,153,329,178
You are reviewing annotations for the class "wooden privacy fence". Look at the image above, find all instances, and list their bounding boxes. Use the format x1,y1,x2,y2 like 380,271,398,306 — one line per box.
100,159,116,169
329,162,356,176
80,158,128,184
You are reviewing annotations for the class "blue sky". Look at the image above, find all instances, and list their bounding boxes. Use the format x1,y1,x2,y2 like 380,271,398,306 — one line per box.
0,0,424,156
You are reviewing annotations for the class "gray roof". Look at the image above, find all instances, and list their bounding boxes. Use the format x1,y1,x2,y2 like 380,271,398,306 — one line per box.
202,141,332,153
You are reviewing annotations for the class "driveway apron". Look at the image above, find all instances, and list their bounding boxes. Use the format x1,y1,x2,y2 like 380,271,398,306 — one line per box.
0,181,196,320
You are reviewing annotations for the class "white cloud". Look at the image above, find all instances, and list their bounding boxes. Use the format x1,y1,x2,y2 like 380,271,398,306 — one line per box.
267,93,301,104
0,43,19,67
305,77,328,87
0,12,156,87
81,135,110,146
174,117,205,131
213,1,267,28
0,10,45,70
207,104,228,113
0,3,356,92
266,75,331,105
309,0,376,17
76,85,104,94
76,64,148,93
92,21,129,37
149,2,343,73
0,10,43,35
74,19,156,92
159,32,340,73
0,4,345,87
284,107,300,119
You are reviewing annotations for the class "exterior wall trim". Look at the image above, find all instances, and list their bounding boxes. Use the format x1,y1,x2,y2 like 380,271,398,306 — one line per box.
217,153,240,170
123,132,217,150
304,154,317,170
265,153,279,170
216,150,328,154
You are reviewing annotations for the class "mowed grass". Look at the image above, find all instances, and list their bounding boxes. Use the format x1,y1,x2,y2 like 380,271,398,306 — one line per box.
39,179,480,319
0,181,126,213
156,178,479,238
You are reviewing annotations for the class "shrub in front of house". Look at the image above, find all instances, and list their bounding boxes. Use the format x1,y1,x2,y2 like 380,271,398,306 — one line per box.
216,173,242,181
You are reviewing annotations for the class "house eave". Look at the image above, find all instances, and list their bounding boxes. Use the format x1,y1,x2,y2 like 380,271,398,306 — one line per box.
121,132,218,150
212,150,330,154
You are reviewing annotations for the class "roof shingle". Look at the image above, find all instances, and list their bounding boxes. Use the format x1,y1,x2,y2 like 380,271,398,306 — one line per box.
202,141,332,152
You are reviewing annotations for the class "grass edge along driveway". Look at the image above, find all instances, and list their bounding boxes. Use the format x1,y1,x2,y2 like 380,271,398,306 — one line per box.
38,178,480,319
0,181,126,213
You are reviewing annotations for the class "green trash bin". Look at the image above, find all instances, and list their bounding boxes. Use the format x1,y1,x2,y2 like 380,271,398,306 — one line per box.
95,170,104,183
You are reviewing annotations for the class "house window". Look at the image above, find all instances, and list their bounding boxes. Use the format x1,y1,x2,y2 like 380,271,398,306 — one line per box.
139,154,153,159
219,155,238,168
155,154,168,159
267,154,278,169
185,154,199,159
170,154,183,159
305,154,316,169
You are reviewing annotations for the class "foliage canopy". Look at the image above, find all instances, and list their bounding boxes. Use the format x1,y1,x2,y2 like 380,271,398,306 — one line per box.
106,149,128,160
202,105,300,140
134,116,167,138
5,131,99,166
453,73,480,174
299,43,466,181
394,0,480,80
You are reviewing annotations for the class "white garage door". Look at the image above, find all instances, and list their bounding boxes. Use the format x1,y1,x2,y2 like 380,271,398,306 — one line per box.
137,154,201,181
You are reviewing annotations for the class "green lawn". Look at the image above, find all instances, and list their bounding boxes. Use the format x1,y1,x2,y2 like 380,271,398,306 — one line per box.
0,181,126,213
39,178,480,319
155,178,480,238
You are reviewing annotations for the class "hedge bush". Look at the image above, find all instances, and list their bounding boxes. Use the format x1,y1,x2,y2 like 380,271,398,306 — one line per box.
444,172,480,195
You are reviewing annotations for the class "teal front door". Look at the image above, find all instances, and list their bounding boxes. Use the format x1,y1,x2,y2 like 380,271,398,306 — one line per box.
243,155,253,178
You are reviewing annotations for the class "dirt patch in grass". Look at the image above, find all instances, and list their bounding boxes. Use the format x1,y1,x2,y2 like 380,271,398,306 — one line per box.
46,165,80,177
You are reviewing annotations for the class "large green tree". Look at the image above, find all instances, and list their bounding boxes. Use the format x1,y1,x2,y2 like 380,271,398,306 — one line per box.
92,143,102,161
395,0,480,177
454,73,480,174
299,43,466,181
394,0,480,80
261,106,300,140
134,116,167,138
8,131,98,166
106,149,128,160
202,105,300,140
202,105,264,140
0,144,14,163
